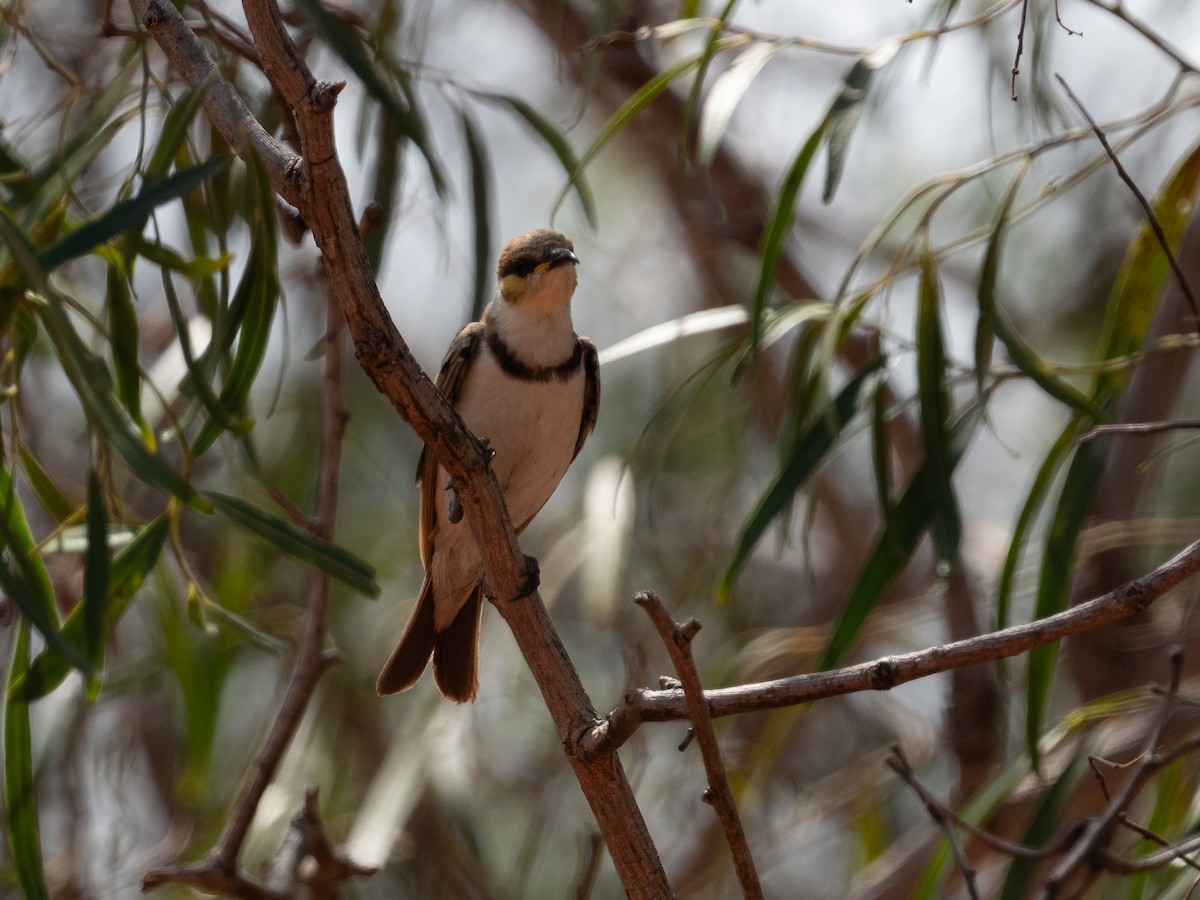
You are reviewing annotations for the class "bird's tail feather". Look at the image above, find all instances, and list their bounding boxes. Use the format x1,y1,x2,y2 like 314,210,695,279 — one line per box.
432,585,483,703
376,578,437,696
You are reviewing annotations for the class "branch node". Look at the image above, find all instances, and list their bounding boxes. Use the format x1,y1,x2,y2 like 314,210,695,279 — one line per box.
869,658,900,690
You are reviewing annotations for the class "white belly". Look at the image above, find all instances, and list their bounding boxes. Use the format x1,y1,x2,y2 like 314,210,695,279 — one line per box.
428,346,584,617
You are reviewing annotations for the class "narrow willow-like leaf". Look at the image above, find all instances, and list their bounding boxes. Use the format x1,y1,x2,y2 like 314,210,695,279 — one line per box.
1025,437,1107,767
993,312,1108,420
82,471,110,672
36,155,232,272
682,0,739,163
823,40,899,203
291,0,445,192
28,290,203,507
916,252,961,564
869,374,902,545
0,133,36,206
698,39,786,167
976,162,1029,393
144,78,213,184
1093,138,1200,403
0,209,203,507
998,756,1085,900
460,110,492,323
0,446,93,675
206,493,380,597
136,239,233,280
719,358,883,602
159,262,252,439
191,152,279,456
748,120,828,356
18,445,73,524
994,422,1076,630
479,93,596,227
12,516,168,702
197,597,285,653
818,401,982,671
105,256,145,433
4,624,50,900
553,52,705,217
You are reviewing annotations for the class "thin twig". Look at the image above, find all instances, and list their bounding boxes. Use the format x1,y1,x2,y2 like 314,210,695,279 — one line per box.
635,591,764,900
1041,651,1184,896
1011,0,1029,101
581,536,1200,757
887,746,981,900
1057,74,1199,320
1111,814,1200,875
1077,419,1200,442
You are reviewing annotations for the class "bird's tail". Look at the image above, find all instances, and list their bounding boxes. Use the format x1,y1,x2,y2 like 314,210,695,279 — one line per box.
376,578,483,703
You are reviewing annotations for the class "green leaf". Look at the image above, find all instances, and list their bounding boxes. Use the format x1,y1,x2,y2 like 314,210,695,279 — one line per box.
12,516,169,702
749,120,828,355
554,51,706,217
1025,436,1107,767
4,624,51,900
0,447,94,675
819,401,982,670
291,0,445,193
823,40,899,203
0,210,204,510
18,445,74,524
159,260,253,440
719,358,883,602
31,290,204,508
82,471,110,674
1093,138,1200,404
191,151,279,457
480,93,597,227
697,39,786,167
993,311,1109,420
682,0,739,163
105,255,145,432
144,77,214,184
916,251,961,564
36,156,233,272
460,110,492,323
994,424,1076,631
976,163,1027,393
206,493,380,597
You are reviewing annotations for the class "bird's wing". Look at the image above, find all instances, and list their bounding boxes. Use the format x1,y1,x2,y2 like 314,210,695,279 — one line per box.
417,322,486,567
572,337,600,462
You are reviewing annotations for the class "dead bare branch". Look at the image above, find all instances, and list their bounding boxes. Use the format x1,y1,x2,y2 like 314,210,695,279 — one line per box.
635,590,763,900
582,536,1200,756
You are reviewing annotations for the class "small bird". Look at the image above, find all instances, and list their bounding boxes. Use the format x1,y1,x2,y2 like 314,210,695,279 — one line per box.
377,229,600,702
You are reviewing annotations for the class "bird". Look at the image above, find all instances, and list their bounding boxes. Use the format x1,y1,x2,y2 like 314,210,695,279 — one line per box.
376,229,600,702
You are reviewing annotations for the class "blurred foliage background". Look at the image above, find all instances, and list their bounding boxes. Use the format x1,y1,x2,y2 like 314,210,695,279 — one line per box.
4,0,1200,897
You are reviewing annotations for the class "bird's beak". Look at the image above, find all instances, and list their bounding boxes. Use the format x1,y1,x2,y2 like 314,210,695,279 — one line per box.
549,247,580,267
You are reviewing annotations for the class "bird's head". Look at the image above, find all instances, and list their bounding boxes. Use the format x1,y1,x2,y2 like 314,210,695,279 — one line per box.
496,229,579,312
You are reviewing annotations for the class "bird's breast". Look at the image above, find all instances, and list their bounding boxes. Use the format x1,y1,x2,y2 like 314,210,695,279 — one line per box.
452,346,585,527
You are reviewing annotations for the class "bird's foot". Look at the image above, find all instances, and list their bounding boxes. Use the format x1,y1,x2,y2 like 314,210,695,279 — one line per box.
515,554,540,599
